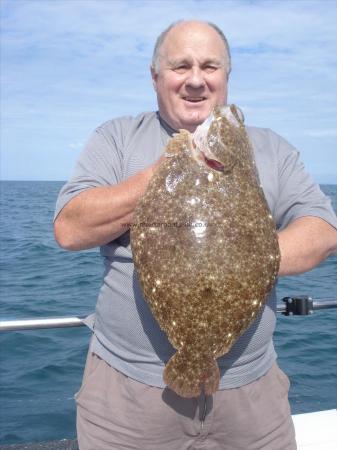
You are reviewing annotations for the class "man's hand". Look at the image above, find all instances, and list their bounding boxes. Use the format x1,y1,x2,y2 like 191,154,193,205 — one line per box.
54,155,167,251
277,216,337,276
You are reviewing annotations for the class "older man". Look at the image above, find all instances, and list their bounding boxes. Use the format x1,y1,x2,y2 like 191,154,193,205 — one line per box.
54,20,337,450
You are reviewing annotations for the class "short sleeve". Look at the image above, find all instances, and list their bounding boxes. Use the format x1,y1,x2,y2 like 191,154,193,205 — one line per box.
54,118,131,220
274,132,337,230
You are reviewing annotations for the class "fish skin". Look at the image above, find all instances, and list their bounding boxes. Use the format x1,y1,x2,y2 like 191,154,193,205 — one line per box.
130,105,280,398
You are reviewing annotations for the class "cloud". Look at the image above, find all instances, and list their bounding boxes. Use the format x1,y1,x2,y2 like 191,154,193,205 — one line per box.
304,129,337,138
1,0,336,181
68,141,84,150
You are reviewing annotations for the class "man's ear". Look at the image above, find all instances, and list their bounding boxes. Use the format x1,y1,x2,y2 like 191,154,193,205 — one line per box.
150,65,158,92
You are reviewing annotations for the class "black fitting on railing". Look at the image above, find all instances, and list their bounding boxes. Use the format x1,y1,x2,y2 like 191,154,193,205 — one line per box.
282,296,313,316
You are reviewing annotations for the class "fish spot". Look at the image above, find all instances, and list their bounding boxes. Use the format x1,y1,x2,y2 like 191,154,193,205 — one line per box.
201,287,213,299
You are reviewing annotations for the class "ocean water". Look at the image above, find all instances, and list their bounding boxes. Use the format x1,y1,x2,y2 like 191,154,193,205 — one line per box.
0,180,336,445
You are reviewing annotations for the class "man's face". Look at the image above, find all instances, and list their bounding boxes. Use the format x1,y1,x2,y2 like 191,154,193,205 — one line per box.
151,22,228,132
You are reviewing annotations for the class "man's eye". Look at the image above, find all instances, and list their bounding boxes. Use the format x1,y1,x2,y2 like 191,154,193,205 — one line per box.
173,66,188,74
204,66,217,73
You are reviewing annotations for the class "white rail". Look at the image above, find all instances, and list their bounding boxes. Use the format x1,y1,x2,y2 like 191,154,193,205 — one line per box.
1,298,336,332
0,316,87,331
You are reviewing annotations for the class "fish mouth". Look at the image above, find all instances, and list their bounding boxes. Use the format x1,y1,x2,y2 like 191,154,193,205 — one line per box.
190,113,225,172
190,139,225,172
200,152,225,172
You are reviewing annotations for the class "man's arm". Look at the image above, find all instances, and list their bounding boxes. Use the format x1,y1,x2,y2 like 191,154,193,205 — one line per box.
277,216,337,277
54,157,165,251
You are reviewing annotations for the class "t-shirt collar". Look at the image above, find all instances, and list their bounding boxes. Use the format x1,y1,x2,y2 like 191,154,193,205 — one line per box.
156,112,177,137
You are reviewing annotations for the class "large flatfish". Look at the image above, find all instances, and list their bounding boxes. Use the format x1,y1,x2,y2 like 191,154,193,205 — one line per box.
130,104,280,398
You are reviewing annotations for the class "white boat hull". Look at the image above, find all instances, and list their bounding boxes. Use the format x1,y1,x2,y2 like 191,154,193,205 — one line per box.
293,409,337,449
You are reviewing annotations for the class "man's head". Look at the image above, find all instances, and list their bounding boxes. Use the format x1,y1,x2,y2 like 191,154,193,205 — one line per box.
151,20,231,132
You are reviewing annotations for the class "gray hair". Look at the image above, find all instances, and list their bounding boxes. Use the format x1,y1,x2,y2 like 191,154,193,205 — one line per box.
151,20,231,76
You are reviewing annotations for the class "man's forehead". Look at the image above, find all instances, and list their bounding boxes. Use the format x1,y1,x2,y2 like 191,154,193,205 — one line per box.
162,21,224,48
161,23,225,55
162,46,226,67
166,20,220,40
167,55,224,65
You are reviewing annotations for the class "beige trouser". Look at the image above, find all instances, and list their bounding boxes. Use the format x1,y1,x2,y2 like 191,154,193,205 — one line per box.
75,351,296,450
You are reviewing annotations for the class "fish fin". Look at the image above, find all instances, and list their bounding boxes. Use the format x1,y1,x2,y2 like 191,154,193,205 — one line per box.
229,104,245,125
165,130,191,156
163,351,220,398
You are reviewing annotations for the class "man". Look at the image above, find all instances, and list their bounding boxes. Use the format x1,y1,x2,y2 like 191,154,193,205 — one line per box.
54,20,337,450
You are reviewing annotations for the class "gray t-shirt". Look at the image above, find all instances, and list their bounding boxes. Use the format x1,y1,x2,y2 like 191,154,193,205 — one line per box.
55,111,337,389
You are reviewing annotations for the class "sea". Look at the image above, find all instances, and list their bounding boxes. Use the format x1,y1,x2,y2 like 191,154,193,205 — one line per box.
0,180,336,445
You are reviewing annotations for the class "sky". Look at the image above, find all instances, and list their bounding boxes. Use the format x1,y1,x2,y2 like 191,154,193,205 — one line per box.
1,0,337,183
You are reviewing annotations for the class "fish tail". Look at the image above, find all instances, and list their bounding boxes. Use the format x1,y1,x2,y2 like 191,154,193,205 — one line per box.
163,351,220,398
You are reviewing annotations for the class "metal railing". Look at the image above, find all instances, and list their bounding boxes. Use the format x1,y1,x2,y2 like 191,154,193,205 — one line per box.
1,296,337,332
0,316,87,332
277,296,337,315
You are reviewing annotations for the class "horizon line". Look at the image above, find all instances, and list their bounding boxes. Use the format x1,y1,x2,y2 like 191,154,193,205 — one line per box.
1,179,337,186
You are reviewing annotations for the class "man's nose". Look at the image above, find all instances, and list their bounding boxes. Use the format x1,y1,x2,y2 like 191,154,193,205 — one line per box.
185,67,206,88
